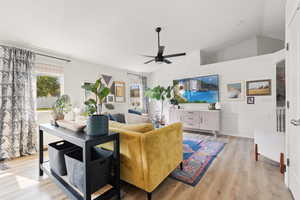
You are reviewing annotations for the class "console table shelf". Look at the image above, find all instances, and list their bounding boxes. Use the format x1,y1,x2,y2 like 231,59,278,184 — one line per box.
39,123,121,200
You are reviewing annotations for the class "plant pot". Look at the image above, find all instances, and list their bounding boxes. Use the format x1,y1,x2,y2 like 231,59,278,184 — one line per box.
86,115,109,136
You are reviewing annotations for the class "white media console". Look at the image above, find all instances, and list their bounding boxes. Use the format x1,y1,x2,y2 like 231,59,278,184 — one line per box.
169,108,221,136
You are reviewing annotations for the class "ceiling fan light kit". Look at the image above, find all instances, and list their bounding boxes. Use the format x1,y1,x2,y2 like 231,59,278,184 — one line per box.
143,27,186,65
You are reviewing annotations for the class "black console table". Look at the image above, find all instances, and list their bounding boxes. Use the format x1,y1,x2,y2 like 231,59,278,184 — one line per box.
39,123,121,200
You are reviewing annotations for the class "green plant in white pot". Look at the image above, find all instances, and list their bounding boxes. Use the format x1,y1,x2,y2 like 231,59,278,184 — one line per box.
81,78,110,136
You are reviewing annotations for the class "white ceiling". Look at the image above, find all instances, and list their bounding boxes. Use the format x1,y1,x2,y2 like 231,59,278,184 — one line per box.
0,0,286,72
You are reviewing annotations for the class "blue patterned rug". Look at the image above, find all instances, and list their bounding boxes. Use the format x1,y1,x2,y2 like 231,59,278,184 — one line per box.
170,135,225,186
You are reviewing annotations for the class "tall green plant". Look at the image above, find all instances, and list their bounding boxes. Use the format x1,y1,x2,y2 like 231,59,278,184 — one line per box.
81,78,110,115
145,85,176,121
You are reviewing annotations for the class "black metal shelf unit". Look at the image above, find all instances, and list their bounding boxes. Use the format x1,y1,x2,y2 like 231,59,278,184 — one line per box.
39,123,121,200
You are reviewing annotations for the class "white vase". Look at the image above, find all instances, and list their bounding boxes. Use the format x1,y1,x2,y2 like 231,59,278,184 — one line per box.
215,102,221,110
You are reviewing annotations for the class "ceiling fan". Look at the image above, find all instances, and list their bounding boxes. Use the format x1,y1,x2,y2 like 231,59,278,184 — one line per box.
143,27,186,64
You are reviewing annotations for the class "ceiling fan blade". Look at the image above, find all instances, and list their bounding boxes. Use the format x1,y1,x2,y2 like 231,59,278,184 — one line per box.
163,53,186,58
158,46,165,55
141,55,155,58
163,59,172,64
144,59,155,64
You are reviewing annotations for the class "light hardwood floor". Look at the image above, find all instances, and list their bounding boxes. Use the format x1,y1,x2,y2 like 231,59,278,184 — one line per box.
0,134,293,200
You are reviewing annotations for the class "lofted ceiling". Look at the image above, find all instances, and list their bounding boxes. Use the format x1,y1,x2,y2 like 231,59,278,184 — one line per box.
0,0,286,72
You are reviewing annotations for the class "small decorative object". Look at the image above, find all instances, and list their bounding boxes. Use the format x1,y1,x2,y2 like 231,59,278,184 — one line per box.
246,79,271,96
226,82,244,101
72,106,81,122
105,103,115,110
52,95,72,121
215,102,221,110
247,97,255,104
115,81,126,102
208,103,216,110
107,94,114,103
81,78,110,136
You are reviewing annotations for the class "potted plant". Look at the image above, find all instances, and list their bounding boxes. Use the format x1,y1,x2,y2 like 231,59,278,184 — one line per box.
145,84,176,125
52,94,72,121
81,78,110,136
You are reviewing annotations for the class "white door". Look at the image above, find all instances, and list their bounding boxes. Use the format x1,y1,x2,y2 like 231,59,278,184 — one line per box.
286,7,300,200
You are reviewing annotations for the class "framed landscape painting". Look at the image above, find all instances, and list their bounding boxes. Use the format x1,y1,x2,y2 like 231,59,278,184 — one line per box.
226,82,244,101
246,79,271,96
114,81,126,102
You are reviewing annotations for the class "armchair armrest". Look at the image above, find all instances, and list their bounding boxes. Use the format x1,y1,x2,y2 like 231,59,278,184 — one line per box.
140,122,183,192
98,128,146,189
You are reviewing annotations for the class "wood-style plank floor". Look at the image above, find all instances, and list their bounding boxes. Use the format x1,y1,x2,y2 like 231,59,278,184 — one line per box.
0,134,293,200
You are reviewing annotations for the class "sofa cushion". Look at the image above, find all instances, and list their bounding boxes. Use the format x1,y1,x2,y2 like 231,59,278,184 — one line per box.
110,113,126,123
128,109,142,115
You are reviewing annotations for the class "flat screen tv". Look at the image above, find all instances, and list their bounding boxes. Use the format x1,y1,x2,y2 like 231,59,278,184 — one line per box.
173,75,219,103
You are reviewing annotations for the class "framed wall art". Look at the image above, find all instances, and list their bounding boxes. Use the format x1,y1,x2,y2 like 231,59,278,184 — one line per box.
246,79,271,96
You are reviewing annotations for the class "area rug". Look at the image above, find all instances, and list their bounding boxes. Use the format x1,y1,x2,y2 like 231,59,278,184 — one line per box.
170,134,225,186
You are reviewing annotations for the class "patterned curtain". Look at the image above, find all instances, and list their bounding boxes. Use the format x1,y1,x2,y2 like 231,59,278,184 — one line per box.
141,76,150,113
0,47,37,160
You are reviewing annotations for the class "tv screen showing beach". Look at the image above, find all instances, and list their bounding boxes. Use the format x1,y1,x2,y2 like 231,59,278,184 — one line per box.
173,75,219,103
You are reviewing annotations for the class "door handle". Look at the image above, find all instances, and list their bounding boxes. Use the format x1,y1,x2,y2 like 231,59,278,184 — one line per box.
290,119,300,126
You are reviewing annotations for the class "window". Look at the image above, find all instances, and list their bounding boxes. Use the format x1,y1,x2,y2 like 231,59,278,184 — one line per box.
36,75,63,111
35,63,64,111
130,84,142,109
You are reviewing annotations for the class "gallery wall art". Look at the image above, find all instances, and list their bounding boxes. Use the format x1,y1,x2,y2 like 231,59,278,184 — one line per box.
114,81,126,103
246,79,271,96
247,96,255,104
226,81,244,101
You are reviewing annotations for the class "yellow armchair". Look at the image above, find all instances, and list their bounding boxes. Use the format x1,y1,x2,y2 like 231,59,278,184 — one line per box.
99,122,183,199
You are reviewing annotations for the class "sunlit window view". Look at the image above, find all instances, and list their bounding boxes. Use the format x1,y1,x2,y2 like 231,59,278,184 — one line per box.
36,75,61,111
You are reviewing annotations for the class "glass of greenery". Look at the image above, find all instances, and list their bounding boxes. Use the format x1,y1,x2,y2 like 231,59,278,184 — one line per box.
52,95,72,121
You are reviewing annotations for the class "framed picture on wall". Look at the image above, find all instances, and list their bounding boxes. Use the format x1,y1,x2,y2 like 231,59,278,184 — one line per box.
226,81,244,101
247,96,255,104
246,79,271,96
114,81,126,103
107,94,115,103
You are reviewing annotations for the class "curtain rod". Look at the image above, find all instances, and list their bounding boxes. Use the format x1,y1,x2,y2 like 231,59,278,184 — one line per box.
0,44,71,63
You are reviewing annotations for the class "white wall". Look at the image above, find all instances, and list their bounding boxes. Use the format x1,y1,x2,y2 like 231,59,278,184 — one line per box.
216,37,258,62
257,35,285,55
201,36,284,64
150,50,285,138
